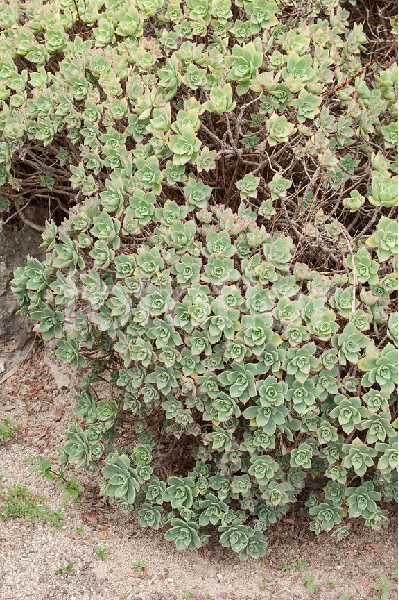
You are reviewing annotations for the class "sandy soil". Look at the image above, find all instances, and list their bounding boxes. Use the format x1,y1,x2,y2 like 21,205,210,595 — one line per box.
0,347,397,600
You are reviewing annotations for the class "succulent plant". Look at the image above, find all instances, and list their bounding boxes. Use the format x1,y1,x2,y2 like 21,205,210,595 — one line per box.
101,453,141,505
6,0,397,560
164,518,202,550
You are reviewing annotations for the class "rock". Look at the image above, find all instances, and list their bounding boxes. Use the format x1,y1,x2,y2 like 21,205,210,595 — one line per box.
43,347,77,390
0,224,43,381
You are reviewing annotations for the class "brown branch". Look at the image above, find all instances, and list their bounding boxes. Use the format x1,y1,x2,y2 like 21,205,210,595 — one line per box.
200,123,226,148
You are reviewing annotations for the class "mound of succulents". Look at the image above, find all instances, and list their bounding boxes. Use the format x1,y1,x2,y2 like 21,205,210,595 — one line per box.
5,0,398,558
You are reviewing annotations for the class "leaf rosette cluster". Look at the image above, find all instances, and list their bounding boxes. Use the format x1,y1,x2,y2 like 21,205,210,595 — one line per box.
4,0,397,558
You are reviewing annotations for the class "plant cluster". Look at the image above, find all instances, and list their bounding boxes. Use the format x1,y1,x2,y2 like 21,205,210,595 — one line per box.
0,484,63,527
0,417,18,444
31,455,84,505
5,0,398,559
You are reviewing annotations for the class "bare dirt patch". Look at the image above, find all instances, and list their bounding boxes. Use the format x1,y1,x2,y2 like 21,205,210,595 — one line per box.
0,348,397,600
